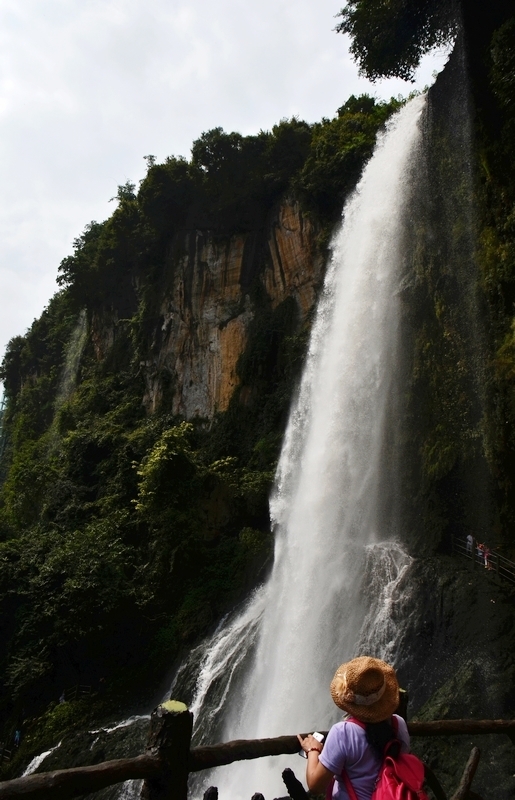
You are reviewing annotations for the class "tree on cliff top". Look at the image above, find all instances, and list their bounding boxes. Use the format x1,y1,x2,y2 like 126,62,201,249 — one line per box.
336,0,459,80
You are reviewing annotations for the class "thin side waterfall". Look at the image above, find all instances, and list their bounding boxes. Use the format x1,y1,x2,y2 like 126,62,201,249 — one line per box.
0,393,7,462
175,94,427,800
55,309,88,411
47,308,88,449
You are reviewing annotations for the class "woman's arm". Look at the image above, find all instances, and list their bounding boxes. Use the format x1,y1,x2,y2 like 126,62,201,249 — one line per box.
297,734,334,793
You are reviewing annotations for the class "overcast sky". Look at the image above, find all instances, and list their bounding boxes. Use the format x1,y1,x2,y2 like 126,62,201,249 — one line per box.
0,0,450,363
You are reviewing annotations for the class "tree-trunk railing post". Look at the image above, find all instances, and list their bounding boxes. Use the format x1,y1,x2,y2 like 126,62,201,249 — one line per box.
449,746,481,800
396,688,409,721
140,700,193,800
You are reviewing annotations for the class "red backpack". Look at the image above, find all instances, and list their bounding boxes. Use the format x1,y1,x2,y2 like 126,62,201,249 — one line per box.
327,717,429,800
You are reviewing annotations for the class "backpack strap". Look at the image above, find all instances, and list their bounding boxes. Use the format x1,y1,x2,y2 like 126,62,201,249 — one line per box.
332,718,365,800
347,716,366,728
347,715,399,733
341,769,360,800
336,716,401,799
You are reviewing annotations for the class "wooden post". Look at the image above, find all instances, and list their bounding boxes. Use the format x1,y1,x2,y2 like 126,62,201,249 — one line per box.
281,768,308,800
396,688,409,721
140,700,193,800
450,747,480,800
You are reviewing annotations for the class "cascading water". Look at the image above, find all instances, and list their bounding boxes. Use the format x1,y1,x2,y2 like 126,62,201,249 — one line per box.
54,308,88,411
0,393,7,462
75,94,425,800
175,95,427,800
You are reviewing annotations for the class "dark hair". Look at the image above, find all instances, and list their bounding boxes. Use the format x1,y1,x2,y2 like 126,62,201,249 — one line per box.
365,718,400,759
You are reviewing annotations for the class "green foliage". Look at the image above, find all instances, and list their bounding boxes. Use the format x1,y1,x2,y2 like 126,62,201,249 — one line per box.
57,198,144,312
296,95,403,219
0,516,138,697
137,119,313,240
133,423,197,515
111,181,137,204
57,222,107,302
0,435,56,530
490,17,515,109
336,0,458,81
137,156,195,244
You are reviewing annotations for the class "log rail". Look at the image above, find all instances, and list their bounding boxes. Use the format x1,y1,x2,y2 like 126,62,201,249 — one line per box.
188,719,515,771
0,708,513,800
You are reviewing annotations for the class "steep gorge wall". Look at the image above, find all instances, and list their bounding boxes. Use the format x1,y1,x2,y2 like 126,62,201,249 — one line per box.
394,27,515,558
391,23,515,797
132,201,323,417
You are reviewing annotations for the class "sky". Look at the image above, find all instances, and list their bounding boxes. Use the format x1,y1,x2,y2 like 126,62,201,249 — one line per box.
0,0,450,363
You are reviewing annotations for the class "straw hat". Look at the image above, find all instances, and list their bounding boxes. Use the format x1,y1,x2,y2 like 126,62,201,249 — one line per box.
330,656,399,723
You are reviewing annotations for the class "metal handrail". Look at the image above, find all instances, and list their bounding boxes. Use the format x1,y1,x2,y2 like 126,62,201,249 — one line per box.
452,536,515,585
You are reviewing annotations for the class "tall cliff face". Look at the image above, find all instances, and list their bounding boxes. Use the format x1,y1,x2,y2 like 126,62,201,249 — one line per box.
136,200,322,417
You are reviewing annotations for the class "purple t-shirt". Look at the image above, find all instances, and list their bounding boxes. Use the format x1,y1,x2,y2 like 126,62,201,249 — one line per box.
319,715,410,800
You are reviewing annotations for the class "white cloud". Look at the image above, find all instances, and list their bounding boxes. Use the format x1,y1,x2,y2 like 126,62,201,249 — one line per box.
0,0,449,357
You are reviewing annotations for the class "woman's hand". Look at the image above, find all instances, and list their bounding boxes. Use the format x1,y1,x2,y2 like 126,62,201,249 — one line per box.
297,733,323,754
297,734,333,793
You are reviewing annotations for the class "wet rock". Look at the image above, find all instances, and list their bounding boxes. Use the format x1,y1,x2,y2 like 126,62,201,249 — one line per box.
387,555,515,798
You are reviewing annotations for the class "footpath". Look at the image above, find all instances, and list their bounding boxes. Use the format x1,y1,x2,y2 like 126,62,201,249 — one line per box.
452,535,515,586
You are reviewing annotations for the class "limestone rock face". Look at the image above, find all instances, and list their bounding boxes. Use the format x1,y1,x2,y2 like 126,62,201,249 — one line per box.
141,200,323,417
91,309,117,362
265,201,320,318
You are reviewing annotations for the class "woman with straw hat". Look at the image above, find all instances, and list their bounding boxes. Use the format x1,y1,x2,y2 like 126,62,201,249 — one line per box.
297,656,410,799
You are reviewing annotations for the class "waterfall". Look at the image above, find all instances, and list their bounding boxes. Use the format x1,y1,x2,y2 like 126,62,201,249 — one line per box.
0,392,6,462
171,94,427,800
22,742,62,777
54,308,88,411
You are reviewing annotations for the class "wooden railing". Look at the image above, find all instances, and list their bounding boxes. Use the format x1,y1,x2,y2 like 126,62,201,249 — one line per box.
61,685,91,703
1,700,513,800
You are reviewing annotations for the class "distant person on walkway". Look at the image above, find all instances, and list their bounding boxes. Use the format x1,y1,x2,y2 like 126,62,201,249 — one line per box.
14,730,20,747
466,533,473,555
484,545,492,570
477,542,484,563
297,656,409,799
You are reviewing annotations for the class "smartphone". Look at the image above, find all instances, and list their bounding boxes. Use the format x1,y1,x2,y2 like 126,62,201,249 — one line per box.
299,731,325,757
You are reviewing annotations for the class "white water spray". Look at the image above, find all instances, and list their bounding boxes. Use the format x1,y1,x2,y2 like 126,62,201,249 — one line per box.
184,96,426,799
22,741,62,777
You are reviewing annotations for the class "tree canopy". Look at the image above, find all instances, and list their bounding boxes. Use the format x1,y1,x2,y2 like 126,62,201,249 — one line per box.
336,0,459,81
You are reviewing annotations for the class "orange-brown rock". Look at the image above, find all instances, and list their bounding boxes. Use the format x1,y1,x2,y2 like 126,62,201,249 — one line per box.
137,200,323,417
264,201,320,318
